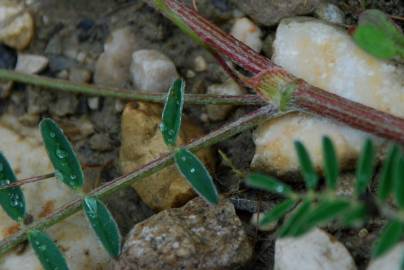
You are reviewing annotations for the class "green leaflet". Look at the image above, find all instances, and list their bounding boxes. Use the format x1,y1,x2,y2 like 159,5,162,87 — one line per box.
294,141,318,190
394,154,404,209
353,9,404,60
40,118,84,191
83,196,122,258
247,173,293,196
293,200,351,236
279,200,311,237
378,145,399,201
340,203,368,227
175,148,219,205
322,136,339,191
372,219,404,258
28,230,69,270
259,199,295,228
160,79,185,146
355,139,375,196
0,152,26,222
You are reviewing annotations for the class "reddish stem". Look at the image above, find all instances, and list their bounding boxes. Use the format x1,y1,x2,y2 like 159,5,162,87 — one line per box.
157,0,404,144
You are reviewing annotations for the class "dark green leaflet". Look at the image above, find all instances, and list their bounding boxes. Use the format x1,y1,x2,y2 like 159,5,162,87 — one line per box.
259,199,295,228
340,203,368,227
40,118,84,191
355,139,375,196
322,136,339,191
28,230,69,270
353,9,404,60
247,173,293,196
293,200,351,236
0,152,26,222
394,154,404,209
279,200,311,237
83,196,122,258
160,79,185,146
372,219,404,258
294,141,318,190
378,145,399,201
175,148,219,205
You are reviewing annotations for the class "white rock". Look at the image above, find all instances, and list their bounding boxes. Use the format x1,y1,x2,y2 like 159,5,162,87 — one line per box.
275,228,357,270
130,49,178,92
94,27,137,87
0,0,34,50
252,18,404,175
315,2,345,25
206,79,244,121
230,17,263,52
367,243,404,270
15,54,48,74
0,115,112,270
88,97,100,110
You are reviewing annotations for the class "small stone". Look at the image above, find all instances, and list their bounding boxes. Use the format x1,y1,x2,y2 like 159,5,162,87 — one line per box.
130,49,179,92
230,17,262,52
206,79,244,121
193,55,207,72
358,228,368,238
89,133,112,152
336,174,356,197
119,102,214,211
87,97,100,110
115,198,253,270
367,243,404,270
94,27,137,87
186,69,196,78
315,2,345,25
56,69,69,79
69,68,92,83
252,18,403,176
49,93,78,117
275,228,357,270
15,54,48,74
229,0,321,26
0,44,17,69
114,100,124,113
0,1,35,50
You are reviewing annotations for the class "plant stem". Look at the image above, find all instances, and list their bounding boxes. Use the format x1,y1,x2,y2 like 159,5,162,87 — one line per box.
0,173,55,190
0,104,277,256
0,69,264,106
151,0,404,144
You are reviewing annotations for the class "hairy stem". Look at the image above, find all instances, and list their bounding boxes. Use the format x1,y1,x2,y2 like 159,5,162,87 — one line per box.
0,105,277,256
0,173,55,190
150,0,404,144
0,69,264,106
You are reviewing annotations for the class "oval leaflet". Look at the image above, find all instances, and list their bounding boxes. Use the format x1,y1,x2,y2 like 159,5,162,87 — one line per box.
83,196,122,258
39,118,84,191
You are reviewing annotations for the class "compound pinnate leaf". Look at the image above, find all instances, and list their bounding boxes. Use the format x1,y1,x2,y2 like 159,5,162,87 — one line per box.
0,152,26,222
160,79,185,146
247,173,292,196
294,141,318,190
28,229,69,270
40,118,84,191
175,148,219,205
259,199,295,228
353,9,404,60
83,196,122,258
372,219,404,258
355,139,375,196
279,200,311,237
378,145,399,201
322,136,339,190
394,154,404,209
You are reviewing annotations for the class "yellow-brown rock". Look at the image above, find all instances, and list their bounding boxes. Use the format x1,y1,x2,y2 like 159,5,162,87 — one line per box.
119,102,214,211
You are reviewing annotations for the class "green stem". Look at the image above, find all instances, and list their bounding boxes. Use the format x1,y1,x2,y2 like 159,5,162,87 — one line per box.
0,173,55,190
0,69,264,106
0,104,277,256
